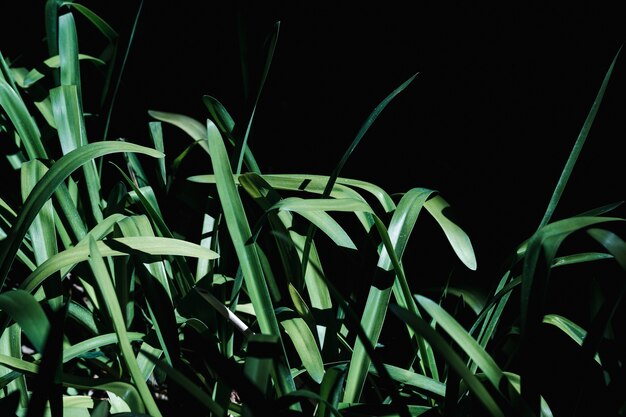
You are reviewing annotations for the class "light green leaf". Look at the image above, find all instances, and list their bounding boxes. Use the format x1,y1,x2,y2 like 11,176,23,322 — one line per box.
0,290,50,353
542,314,601,365
390,303,505,417
0,141,163,293
0,79,47,159
539,47,621,228
21,236,218,295
415,295,504,391
62,332,145,363
369,363,445,398
87,237,162,417
207,119,297,398
279,310,325,383
424,195,477,271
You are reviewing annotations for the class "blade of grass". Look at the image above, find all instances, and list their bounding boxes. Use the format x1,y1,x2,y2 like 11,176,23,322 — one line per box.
87,237,162,417
21,160,61,309
390,303,505,417
0,324,28,409
0,141,163,294
101,0,144,141
318,364,348,417
424,195,477,271
520,216,623,415
277,308,325,384
542,314,601,365
24,301,67,417
344,188,437,402
62,332,145,363
301,73,418,278
149,122,167,188
233,21,279,174
415,294,509,393
111,164,197,296
0,290,50,354
20,236,218,295
202,95,261,174
369,363,446,398
538,47,621,229
188,173,396,213
51,84,103,223
206,119,298,400
0,79,47,159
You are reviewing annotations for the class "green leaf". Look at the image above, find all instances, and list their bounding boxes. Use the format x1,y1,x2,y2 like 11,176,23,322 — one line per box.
202,95,235,134
538,47,621,228
345,188,439,401
318,364,347,417
87,237,162,417
188,173,396,213
0,141,163,294
206,119,298,399
147,110,210,153
62,332,145,363
327,73,418,196
0,79,47,159
279,309,325,384
0,290,50,353
149,122,167,188
19,54,105,88
21,236,218,295
415,295,505,391
234,21,280,174
21,160,62,310
63,2,118,41
424,195,477,271
112,164,196,295
542,314,601,365
390,304,505,417
0,324,28,408
59,12,81,89
521,216,623,332
369,363,446,398
271,197,366,250
21,160,58,267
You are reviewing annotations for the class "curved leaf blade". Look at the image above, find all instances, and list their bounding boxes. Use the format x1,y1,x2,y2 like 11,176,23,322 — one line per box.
0,141,163,292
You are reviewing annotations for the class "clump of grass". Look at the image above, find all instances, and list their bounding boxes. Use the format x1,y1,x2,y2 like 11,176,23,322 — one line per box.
0,3,625,417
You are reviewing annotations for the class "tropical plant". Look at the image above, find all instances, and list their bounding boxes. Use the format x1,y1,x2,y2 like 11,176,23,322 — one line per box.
0,2,625,417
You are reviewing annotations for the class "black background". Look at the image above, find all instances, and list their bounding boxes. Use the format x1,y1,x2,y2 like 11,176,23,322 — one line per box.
3,0,626,286
2,1,626,414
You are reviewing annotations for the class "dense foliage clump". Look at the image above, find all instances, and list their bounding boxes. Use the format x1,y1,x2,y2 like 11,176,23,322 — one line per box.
0,2,624,416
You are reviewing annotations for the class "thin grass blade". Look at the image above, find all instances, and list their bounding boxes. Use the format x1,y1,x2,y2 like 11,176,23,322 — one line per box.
206,119,297,398
538,47,622,229
390,303,505,417
0,142,163,293
542,314,601,365
87,237,162,417
278,308,325,384
0,290,50,353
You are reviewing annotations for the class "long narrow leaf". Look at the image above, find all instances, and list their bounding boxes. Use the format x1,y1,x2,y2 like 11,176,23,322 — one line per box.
344,188,437,402
0,290,50,353
538,47,621,228
390,304,505,417
0,79,47,159
87,237,162,417
278,309,325,384
21,236,218,295
0,142,163,293
206,119,297,399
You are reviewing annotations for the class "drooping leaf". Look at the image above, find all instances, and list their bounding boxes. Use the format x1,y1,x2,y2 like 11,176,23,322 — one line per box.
0,141,163,293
